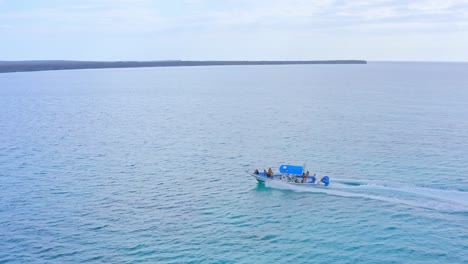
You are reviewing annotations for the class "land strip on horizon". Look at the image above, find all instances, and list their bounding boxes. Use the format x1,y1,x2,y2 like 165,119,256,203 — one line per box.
0,60,367,73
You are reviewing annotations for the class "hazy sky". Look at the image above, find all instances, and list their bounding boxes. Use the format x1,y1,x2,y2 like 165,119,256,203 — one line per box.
1,0,468,61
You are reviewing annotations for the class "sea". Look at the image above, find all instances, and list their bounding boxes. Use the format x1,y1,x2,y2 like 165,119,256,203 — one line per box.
0,62,467,263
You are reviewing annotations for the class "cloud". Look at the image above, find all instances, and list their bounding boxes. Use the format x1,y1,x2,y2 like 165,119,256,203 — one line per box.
1,0,467,37
185,0,468,33
408,0,468,13
0,24,12,30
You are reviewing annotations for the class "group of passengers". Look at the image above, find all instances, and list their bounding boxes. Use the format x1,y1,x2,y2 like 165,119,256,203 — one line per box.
254,168,316,183
290,171,317,183
301,171,317,183
254,168,274,178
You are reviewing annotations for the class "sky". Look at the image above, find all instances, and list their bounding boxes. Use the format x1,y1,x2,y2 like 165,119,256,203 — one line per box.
1,0,468,61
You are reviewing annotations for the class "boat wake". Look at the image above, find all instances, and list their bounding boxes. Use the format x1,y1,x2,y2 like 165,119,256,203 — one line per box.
265,178,468,213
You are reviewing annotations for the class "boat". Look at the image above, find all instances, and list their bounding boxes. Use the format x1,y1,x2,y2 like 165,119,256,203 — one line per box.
249,164,330,186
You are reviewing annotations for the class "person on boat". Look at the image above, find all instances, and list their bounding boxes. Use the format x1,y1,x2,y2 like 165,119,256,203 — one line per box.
311,173,316,183
303,171,309,183
254,169,259,175
267,168,273,178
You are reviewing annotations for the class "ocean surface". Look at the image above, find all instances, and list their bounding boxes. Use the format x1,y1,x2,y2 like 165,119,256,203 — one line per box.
0,62,467,263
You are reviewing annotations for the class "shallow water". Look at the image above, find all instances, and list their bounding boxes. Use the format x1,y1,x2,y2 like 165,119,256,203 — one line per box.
1,62,467,263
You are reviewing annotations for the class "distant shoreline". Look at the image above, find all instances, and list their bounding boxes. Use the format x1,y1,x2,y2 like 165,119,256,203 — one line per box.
0,60,367,74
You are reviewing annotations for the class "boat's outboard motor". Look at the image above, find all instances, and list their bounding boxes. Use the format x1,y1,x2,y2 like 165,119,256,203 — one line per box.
321,176,330,186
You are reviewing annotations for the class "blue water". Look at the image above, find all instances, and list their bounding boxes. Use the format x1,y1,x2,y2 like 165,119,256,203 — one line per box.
1,62,467,263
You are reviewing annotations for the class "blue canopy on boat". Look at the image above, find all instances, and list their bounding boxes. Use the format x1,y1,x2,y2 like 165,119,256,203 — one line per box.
279,165,303,175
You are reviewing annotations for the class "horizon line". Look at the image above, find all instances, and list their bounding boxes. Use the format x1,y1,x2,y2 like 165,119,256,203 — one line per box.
0,60,367,74
1,59,467,63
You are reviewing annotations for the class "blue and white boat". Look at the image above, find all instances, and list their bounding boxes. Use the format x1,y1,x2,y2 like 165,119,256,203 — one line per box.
249,164,330,186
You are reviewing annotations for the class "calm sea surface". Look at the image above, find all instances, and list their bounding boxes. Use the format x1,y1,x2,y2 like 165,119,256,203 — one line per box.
1,62,467,263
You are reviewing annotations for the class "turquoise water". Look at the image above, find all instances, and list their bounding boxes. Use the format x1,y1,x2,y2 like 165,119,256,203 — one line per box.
0,62,467,263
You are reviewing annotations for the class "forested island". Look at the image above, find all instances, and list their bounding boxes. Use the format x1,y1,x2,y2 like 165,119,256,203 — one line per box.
0,60,367,73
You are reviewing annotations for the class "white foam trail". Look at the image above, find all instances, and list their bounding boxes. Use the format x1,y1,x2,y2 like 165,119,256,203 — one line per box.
265,179,468,212
334,178,468,207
